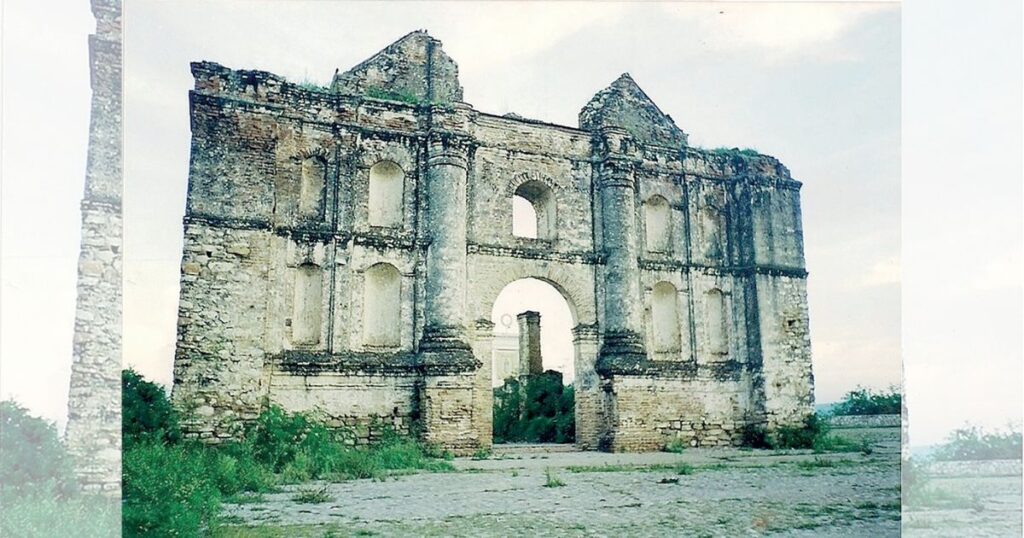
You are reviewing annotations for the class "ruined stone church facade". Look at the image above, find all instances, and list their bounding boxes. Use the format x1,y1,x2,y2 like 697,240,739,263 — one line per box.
172,31,814,453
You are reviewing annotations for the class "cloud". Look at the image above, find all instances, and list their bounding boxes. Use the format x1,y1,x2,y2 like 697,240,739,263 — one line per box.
862,256,901,287
660,3,895,61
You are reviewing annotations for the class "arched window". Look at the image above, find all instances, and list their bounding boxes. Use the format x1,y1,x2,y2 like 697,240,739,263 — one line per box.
363,263,401,347
512,180,556,239
651,281,681,354
368,161,404,227
298,157,326,219
706,288,728,355
292,263,322,346
644,195,671,252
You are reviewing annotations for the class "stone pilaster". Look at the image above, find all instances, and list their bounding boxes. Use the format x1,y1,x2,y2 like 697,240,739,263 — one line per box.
572,323,602,450
470,319,495,450
594,128,646,371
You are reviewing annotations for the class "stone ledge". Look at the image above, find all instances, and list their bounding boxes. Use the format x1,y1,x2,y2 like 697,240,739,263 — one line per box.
273,350,419,375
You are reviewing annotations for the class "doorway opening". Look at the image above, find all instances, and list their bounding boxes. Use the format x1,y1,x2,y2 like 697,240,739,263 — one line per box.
490,278,575,444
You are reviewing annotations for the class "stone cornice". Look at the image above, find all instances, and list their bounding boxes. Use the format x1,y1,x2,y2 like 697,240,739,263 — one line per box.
467,243,602,264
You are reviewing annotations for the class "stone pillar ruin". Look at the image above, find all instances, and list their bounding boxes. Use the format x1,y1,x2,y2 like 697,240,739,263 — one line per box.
64,0,122,496
516,311,543,375
595,128,647,368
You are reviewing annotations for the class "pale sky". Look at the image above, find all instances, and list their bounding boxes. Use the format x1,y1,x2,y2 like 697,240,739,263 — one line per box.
1,1,1019,447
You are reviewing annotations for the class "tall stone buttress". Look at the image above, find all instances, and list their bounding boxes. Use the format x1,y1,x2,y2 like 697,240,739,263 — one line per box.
64,0,122,494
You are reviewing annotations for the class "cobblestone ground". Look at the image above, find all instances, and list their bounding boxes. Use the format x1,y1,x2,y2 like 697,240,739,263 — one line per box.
903,461,1022,537
217,428,903,537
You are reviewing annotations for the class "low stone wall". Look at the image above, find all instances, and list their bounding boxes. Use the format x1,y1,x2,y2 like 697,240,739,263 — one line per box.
925,459,1022,478
827,414,901,429
269,371,419,446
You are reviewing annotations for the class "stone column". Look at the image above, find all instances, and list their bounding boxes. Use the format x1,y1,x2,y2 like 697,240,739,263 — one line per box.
419,132,475,366
595,129,647,369
417,121,481,455
517,311,542,375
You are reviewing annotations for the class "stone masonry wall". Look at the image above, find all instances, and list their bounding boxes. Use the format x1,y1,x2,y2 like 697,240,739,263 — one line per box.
172,30,815,453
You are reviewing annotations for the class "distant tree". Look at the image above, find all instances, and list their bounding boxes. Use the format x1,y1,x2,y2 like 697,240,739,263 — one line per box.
831,385,901,416
932,425,1022,461
0,399,76,496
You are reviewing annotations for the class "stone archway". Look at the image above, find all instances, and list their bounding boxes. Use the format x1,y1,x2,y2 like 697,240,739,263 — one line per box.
466,259,602,449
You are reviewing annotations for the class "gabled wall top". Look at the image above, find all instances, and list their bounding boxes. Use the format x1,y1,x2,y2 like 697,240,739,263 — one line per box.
579,73,688,148
330,30,463,104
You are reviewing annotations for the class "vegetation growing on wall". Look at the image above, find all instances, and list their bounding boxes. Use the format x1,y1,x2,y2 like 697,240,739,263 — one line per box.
364,86,421,105
493,375,575,444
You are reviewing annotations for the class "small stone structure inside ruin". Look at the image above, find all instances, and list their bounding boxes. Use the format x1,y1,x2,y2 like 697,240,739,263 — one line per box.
172,30,815,453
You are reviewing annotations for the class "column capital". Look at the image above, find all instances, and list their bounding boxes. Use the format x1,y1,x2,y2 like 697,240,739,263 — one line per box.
427,132,474,169
596,157,638,189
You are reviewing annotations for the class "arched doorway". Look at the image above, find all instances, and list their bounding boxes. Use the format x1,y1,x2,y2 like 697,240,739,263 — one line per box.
489,278,576,445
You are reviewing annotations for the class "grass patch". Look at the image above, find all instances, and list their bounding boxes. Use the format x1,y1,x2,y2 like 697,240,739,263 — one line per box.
543,469,566,488
364,86,420,105
675,462,695,475
795,457,857,470
291,485,331,504
121,370,454,537
664,437,687,453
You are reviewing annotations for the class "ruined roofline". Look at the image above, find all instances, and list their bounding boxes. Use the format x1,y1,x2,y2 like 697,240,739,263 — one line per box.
608,72,682,134
332,29,434,84
188,59,791,178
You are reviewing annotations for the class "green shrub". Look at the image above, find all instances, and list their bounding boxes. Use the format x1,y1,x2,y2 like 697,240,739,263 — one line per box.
770,414,825,449
762,414,861,453
123,441,223,536
711,147,760,158
121,369,454,536
831,386,901,416
0,399,77,497
543,468,566,488
740,421,771,449
932,425,1022,461
493,375,574,444
122,368,181,446
0,399,120,537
